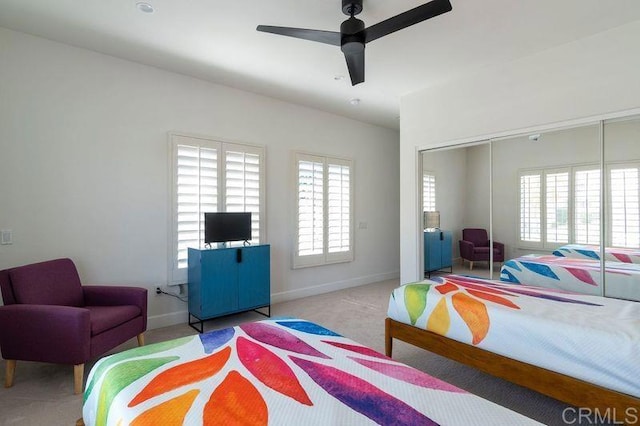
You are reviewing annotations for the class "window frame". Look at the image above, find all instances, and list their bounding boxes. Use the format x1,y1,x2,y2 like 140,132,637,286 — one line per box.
168,132,266,285
292,151,354,269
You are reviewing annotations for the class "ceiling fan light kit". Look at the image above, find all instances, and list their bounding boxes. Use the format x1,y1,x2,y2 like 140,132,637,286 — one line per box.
257,0,452,86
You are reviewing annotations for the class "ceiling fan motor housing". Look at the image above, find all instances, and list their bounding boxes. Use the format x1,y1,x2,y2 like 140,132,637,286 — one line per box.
342,0,363,16
340,17,365,54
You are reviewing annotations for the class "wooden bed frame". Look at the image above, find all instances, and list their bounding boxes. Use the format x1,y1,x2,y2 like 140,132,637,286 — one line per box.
385,317,640,424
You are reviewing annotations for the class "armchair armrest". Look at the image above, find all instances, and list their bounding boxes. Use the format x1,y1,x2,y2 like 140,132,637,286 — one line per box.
82,286,148,330
493,241,505,254
0,305,90,364
459,240,475,259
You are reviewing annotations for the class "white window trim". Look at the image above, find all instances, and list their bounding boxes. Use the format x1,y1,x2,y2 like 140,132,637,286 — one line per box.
168,132,266,285
293,151,354,269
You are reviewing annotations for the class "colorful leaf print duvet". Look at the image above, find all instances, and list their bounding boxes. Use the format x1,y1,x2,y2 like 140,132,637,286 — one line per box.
500,254,640,301
82,318,539,425
387,275,640,399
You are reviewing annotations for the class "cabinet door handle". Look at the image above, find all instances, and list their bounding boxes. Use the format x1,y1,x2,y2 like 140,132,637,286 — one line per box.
237,248,243,263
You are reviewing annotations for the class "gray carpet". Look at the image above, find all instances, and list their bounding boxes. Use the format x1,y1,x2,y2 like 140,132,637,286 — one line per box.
1,276,581,425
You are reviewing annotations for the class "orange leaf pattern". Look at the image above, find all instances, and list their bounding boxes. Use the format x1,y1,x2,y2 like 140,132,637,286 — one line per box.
203,370,268,426
131,390,199,426
129,347,231,407
452,292,490,345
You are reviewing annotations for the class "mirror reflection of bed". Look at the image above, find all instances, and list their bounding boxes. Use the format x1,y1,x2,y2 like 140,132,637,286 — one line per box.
421,115,640,302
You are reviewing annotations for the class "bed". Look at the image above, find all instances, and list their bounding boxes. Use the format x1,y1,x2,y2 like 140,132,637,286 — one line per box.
553,243,640,264
500,254,640,301
80,317,539,426
385,274,640,424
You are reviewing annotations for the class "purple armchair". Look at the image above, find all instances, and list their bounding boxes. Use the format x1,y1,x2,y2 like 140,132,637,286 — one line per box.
459,228,505,270
0,258,147,394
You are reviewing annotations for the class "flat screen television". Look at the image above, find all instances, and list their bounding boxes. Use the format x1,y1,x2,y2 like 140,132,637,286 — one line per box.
204,212,252,244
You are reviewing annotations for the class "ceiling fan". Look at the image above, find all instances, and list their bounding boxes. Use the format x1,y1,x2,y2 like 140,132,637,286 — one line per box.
257,0,452,86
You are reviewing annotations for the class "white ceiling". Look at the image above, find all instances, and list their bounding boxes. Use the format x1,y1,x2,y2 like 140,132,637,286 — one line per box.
1,0,640,129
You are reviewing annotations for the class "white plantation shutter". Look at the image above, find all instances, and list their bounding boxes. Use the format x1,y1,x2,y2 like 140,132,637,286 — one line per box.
574,168,601,245
294,153,353,268
174,141,219,272
545,170,569,243
423,173,436,212
327,161,351,255
520,172,542,243
297,157,324,257
170,134,264,284
609,166,640,247
224,146,262,245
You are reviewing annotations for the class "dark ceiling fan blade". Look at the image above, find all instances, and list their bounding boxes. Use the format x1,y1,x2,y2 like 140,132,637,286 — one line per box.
257,25,341,46
363,0,452,43
344,50,365,86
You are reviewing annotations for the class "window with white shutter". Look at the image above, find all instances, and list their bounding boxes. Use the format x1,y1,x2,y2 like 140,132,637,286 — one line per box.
224,145,263,244
423,173,436,213
545,170,569,244
170,134,265,284
294,152,353,268
519,172,542,244
609,165,640,248
574,168,601,245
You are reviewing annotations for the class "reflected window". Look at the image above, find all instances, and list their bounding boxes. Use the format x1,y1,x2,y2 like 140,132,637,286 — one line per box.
423,172,436,212
545,170,570,243
609,165,640,248
519,166,601,248
520,172,542,243
574,168,601,245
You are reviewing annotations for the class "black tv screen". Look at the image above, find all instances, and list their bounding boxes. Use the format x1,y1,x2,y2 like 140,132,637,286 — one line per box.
204,212,252,243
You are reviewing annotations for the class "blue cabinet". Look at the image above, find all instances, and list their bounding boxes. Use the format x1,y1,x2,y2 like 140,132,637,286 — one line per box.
188,245,270,332
424,231,452,277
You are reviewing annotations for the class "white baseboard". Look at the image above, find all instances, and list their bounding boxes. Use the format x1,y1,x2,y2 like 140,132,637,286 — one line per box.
147,310,188,330
146,270,400,329
271,270,400,304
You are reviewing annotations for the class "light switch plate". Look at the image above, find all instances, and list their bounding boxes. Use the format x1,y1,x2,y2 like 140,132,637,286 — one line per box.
1,230,12,245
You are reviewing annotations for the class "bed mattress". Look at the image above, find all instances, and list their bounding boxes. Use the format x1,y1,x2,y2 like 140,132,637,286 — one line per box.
500,254,640,301
387,275,640,399
82,318,539,425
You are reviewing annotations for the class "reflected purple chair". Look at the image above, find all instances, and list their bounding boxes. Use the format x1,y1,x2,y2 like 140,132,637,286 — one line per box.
459,228,505,270
0,258,147,394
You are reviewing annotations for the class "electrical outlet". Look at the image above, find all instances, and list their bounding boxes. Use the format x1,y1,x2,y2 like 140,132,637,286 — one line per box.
156,286,162,295
1,230,12,245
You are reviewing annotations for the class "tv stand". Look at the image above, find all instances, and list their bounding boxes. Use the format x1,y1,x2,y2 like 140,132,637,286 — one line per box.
187,245,271,333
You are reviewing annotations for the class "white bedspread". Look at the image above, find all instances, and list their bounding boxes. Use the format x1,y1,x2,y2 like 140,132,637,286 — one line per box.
387,275,640,399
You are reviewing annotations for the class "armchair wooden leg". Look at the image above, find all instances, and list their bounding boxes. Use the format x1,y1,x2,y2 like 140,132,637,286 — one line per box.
469,261,474,270
74,364,84,395
137,333,145,347
4,359,16,388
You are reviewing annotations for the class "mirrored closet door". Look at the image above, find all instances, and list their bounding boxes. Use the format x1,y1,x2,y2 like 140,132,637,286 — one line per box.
491,124,603,296
420,142,492,279
603,115,640,301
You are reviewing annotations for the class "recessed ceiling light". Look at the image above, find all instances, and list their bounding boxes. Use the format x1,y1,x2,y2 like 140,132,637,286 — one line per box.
136,2,154,13
349,98,360,106
334,75,346,81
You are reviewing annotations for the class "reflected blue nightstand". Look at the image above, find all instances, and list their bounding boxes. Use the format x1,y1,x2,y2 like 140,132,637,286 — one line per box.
424,230,452,277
